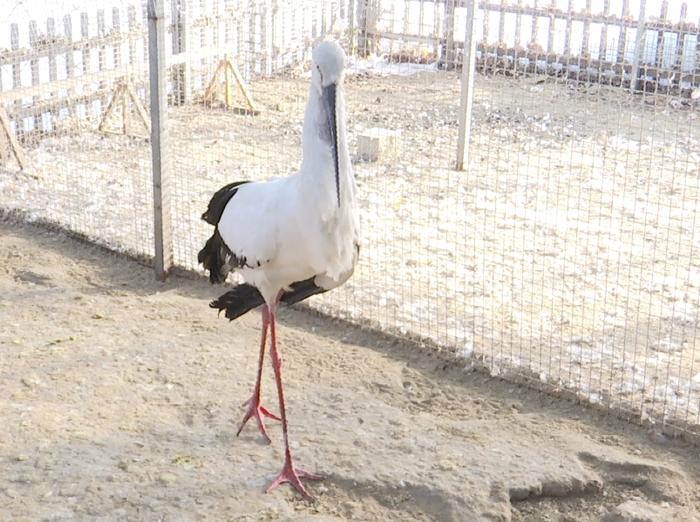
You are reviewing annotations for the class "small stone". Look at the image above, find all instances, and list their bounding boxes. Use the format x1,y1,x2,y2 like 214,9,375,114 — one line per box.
21,375,40,388
158,472,177,485
13,475,33,484
603,499,687,522
341,501,358,517
15,454,29,462
171,455,197,470
648,430,671,445
507,400,523,412
434,459,457,471
59,485,81,497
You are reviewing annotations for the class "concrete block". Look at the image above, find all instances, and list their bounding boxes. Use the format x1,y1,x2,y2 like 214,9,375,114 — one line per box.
357,127,401,162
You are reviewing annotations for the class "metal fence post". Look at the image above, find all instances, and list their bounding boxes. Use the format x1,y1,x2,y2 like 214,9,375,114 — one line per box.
357,0,367,56
630,0,647,93
456,0,477,171
357,0,377,57
147,0,173,281
443,0,456,68
348,0,356,54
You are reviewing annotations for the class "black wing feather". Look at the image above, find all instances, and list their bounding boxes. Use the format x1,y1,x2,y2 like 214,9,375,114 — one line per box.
201,181,250,225
198,181,250,283
197,229,232,284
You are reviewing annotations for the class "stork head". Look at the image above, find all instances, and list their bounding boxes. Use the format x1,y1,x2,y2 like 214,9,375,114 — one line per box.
312,40,346,89
311,41,346,207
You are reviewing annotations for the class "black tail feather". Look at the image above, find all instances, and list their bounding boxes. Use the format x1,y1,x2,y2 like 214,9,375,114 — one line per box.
211,284,265,321
198,229,231,284
280,277,327,305
210,277,326,322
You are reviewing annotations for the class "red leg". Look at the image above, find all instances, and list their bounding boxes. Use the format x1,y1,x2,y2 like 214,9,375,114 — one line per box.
265,306,322,500
237,305,281,443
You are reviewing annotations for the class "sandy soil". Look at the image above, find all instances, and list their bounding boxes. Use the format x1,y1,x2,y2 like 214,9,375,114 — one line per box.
2,219,700,521
1,63,699,435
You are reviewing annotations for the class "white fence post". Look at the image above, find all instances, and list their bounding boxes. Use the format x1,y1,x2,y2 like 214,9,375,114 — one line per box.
147,0,173,281
456,0,477,171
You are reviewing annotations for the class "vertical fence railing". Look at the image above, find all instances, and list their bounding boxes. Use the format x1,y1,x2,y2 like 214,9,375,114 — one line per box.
147,0,173,280
630,0,647,94
456,0,477,171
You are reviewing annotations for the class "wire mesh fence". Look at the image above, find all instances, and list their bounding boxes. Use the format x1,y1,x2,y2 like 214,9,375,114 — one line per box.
467,38,700,434
0,1,155,258
1,0,699,437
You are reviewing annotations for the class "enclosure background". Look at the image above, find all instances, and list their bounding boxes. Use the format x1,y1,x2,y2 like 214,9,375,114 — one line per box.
1,0,699,437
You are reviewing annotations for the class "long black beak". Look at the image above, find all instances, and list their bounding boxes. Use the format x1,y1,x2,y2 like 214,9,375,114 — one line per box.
322,82,340,207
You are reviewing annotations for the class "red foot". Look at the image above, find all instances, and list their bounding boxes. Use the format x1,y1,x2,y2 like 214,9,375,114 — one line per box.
236,395,281,444
266,456,323,501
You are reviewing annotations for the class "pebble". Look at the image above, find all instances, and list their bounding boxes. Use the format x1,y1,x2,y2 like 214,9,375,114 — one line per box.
59,485,81,497
158,472,177,485
21,375,41,388
434,459,457,471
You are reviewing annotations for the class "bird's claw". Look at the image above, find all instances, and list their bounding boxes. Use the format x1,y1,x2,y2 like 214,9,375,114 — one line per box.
237,395,281,443
266,457,323,501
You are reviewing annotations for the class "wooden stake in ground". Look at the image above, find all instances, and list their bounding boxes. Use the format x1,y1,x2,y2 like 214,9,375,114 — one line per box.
0,106,27,170
203,55,260,115
98,77,151,138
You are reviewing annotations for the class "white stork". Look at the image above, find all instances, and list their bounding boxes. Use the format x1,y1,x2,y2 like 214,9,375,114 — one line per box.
198,41,358,500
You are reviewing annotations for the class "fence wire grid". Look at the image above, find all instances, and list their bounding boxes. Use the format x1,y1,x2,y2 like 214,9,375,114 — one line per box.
1,0,700,438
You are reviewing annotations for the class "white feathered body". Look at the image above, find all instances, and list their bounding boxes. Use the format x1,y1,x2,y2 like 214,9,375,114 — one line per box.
217,80,358,305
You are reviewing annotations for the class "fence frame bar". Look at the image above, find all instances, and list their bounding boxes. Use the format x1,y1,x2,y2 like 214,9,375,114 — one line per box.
147,0,173,281
631,0,647,93
456,0,477,171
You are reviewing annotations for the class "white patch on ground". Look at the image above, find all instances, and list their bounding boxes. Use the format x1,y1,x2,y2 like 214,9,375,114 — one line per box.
346,56,438,77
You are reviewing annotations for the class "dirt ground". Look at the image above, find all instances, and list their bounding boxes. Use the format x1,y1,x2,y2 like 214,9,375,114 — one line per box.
2,220,700,521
